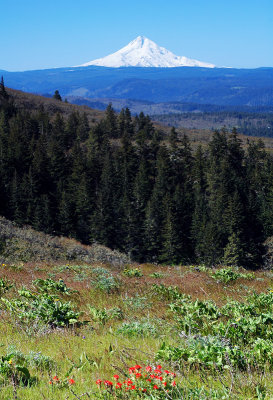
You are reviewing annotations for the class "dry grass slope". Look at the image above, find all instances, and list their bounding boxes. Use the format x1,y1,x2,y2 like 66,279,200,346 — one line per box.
0,216,128,266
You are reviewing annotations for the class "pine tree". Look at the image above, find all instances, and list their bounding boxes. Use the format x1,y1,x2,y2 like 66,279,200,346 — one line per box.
58,190,75,236
77,113,90,141
143,197,162,262
105,103,118,138
65,112,79,148
191,146,208,258
74,173,90,243
90,151,116,247
32,194,53,233
160,197,181,264
124,107,134,136
168,127,178,148
10,170,23,223
53,90,62,101
48,114,67,183
0,76,9,101
143,146,170,261
222,232,244,267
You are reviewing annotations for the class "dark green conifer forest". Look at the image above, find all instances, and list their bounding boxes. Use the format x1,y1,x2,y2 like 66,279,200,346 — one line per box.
0,84,272,268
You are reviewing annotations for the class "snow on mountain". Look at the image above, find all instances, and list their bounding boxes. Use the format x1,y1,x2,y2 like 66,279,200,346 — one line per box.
78,36,216,68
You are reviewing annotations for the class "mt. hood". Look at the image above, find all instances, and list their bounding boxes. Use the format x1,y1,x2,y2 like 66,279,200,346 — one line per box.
78,36,216,68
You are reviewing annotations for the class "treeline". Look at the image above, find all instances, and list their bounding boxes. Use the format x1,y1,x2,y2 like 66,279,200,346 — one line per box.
0,82,273,267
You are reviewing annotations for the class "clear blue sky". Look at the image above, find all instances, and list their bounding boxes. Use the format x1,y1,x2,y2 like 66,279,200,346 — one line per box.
1,0,272,71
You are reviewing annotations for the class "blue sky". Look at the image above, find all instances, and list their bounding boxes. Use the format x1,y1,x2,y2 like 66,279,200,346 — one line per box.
1,0,272,71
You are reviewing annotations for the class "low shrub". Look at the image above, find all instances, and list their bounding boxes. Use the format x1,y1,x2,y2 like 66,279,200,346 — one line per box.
1,289,81,328
33,278,76,295
0,277,13,295
123,268,143,277
123,294,150,310
157,337,245,370
116,321,157,338
149,272,165,278
210,267,255,284
151,284,185,301
88,306,124,325
92,267,119,293
0,347,54,386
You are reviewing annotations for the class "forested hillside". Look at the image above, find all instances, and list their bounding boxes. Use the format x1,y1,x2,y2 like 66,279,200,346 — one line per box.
0,80,272,268
3,65,273,107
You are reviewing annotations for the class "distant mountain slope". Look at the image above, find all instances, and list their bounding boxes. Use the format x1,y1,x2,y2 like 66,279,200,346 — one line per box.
78,36,215,68
2,66,273,107
5,87,273,148
67,96,273,138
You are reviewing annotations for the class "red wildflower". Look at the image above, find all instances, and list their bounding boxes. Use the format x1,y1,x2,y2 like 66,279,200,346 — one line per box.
96,379,102,385
131,385,136,390
49,380,53,385
164,370,170,375
104,380,113,387
116,382,122,388
129,367,135,373
134,364,142,370
163,382,167,386
172,380,176,386
135,372,142,378
53,376,59,382
146,366,152,372
113,374,119,381
68,378,75,385
156,365,162,369
153,384,159,389
126,379,133,386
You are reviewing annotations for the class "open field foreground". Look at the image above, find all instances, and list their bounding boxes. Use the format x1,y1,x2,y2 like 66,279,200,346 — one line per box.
1,261,273,399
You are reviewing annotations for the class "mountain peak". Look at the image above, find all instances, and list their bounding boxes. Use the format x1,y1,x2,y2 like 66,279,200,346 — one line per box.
78,36,216,68
131,35,147,45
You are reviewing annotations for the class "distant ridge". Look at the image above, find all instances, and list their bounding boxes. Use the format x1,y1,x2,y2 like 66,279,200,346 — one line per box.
78,36,216,68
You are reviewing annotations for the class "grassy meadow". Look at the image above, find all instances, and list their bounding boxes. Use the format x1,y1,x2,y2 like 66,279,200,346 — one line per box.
1,261,273,399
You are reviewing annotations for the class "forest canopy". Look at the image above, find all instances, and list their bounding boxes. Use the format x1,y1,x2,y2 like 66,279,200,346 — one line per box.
0,85,272,268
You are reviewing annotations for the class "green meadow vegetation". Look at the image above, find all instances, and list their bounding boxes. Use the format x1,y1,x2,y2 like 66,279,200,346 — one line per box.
1,261,273,399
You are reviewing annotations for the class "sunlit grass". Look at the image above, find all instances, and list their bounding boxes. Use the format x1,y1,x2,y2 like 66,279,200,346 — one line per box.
1,262,273,399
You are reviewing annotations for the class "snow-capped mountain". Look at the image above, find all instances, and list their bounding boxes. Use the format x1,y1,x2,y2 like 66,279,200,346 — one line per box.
78,36,216,68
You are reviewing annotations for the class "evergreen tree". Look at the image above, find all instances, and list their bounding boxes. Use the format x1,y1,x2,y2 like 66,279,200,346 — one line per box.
65,112,79,148
58,190,75,236
90,151,116,247
48,114,67,183
77,113,90,141
0,76,9,101
143,197,162,262
168,126,178,148
191,146,208,259
32,194,53,233
53,90,62,101
105,103,118,138
160,196,181,264
222,232,244,267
